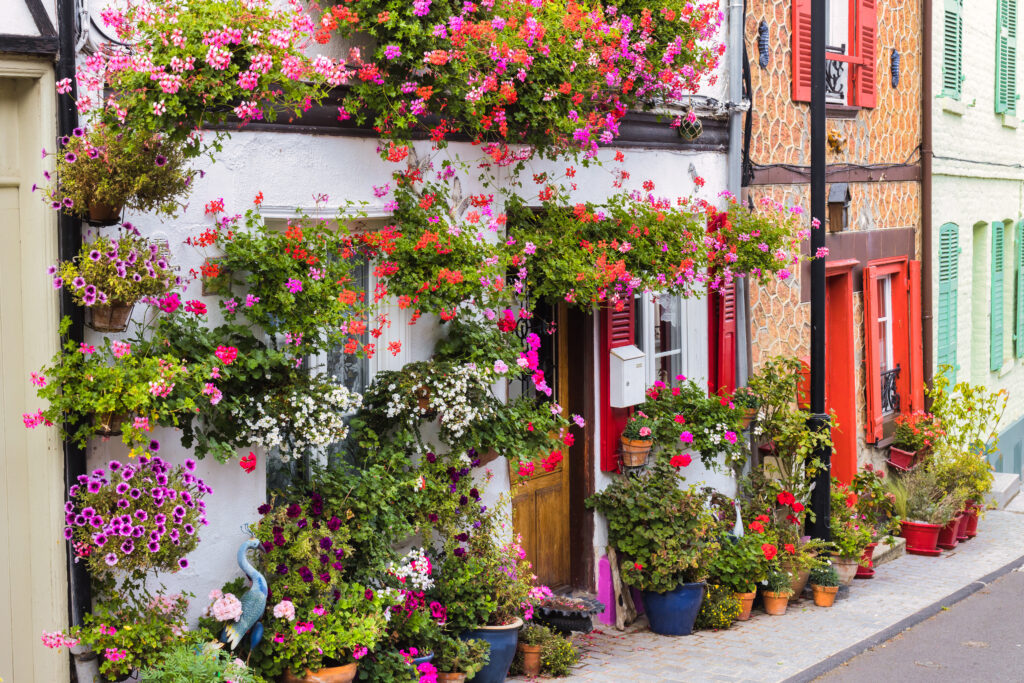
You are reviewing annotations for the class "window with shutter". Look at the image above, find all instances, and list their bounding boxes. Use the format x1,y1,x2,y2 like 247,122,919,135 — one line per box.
936,223,959,381
708,283,737,394
791,0,813,102
1016,221,1024,357
991,221,1006,372
996,0,1018,115
942,0,964,99
599,298,635,472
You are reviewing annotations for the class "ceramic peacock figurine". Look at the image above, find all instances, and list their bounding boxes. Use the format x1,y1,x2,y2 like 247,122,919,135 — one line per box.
221,537,268,652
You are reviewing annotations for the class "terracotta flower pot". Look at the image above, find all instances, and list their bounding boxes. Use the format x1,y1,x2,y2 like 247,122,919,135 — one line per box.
87,201,122,225
733,591,756,621
831,556,860,586
956,508,971,541
855,542,878,579
887,446,916,471
785,566,811,597
739,407,757,430
436,675,467,683
811,584,838,607
762,591,790,616
620,436,652,467
280,663,358,683
517,643,542,677
900,520,942,556
87,302,134,332
937,514,963,550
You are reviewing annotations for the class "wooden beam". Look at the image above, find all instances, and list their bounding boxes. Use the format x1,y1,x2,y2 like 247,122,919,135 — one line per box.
749,162,921,185
0,34,58,56
26,0,57,37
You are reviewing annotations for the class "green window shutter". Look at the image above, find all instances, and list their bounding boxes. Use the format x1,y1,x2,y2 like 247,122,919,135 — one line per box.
937,223,959,382
943,0,964,99
992,221,1006,371
996,0,1019,115
1016,220,1024,357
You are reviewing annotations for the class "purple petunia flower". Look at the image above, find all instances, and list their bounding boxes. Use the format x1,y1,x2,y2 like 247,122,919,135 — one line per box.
148,541,160,553
73,127,84,137
93,533,107,546
183,524,195,535
88,250,101,261
184,458,196,471
63,527,73,540
65,152,77,163
134,510,148,521
72,277,85,289
149,440,160,452
121,540,134,554
154,154,167,167
286,503,302,518
87,481,102,494
276,564,289,575
105,553,117,566
129,488,141,499
62,197,74,209
154,514,166,525
88,148,99,159
178,558,188,569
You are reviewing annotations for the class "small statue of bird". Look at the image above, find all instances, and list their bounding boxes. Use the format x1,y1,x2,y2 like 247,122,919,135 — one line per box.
221,536,268,653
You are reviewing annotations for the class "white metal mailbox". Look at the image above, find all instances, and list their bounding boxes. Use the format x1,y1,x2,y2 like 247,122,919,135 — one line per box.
609,345,646,407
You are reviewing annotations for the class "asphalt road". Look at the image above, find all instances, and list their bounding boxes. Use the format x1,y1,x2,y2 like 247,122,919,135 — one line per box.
819,568,1024,682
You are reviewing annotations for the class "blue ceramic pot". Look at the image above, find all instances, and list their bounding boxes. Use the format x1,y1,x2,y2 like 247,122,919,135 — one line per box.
411,651,434,666
641,583,705,636
460,617,522,682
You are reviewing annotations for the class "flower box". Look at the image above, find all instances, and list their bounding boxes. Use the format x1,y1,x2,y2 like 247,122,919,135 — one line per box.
887,446,916,471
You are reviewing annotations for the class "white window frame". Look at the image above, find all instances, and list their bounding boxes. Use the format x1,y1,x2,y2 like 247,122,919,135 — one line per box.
877,274,895,373
634,292,708,387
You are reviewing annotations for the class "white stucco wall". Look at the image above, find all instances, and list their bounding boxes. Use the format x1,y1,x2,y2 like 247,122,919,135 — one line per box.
1,0,56,36
931,0,1024,433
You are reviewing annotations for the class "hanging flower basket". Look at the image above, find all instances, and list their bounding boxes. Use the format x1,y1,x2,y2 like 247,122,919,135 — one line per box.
87,302,135,333
93,411,128,437
86,201,123,226
620,437,652,467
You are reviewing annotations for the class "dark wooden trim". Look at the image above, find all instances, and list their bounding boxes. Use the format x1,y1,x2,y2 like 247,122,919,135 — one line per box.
212,87,728,151
26,0,57,36
749,162,920,185
799,227,916,302
568,306,596,592
826,104,861,119
0,34,58,55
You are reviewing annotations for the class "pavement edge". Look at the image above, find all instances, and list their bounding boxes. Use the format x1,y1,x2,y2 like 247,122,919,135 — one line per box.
782,552,1024,683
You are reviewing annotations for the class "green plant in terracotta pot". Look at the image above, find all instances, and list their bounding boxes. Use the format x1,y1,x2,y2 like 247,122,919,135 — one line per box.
433,635,490,682
829,483,874,585
761,567,794,616
708,529,770,621
808,565,840,608
619,411,656,467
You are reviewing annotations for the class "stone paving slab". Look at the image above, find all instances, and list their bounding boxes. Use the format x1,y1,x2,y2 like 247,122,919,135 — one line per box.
511,511,1024,683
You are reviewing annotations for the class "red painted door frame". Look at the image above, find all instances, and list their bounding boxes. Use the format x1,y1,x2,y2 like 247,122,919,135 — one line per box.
826,260,858,484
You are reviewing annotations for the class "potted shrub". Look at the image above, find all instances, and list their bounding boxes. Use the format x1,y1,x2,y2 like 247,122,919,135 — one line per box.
515,624,549,677
433,635,490,682
887,468,960,556
620,411,656,467
587,460,721,636
761,568,794,616
889,411,944,471
25,322,201,453
41,125,193,223
830,483,874,585
930,446,996,542
709,530,769,621
809,565,840,608
847,465,900,578
53,230,178,331
539,632,580,678
693,584,742,630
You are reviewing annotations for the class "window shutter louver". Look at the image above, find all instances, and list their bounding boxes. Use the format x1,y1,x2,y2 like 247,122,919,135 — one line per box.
791,0,813,102
937,223,959,381
996,0,1018,115
1016,221,1024,357
713,283,738,394
908,261,925,412
991,221,1006,372
862,266,884,443
600,298,635,472
852,0,878,108
943,0,964,99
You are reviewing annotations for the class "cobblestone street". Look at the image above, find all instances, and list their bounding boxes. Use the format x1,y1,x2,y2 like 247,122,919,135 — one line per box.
513,510,1024,683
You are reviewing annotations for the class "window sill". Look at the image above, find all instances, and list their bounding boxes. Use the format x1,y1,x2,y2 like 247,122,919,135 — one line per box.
826,104,860,119
1002,114,1019,129
874,435,894,450
998,358,1016,377
938,96,966,116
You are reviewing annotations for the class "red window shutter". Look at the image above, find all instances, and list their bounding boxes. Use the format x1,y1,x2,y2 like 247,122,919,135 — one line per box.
908,260,924,412
600,298,635,472
862,265,884,443
851,0,878,108
791,0,813,102
711,283,737,394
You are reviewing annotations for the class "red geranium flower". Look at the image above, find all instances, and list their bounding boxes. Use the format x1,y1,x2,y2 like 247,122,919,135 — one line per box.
669,454,692,468
776,491,796,506
846,493,859,508
240,452,257,473
761,544,778,560
791,502,805,513
784,544,796,554
633,562,644,571
748,521,765,534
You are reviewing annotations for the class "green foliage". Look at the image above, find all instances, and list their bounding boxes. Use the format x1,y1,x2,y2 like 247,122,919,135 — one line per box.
848,466,900,541
639,377,744,470
929,446,994,507
587,460,722,591
56,231,177,306
354,649,419,683
519,623,552,646
929,370,1008,459
137,641,265,683
808,565,840,588
694,584,741,631
43,125,192,217
540,632,580,677
829,484,874,560
31,318,201,451
764,569,793,596
885,467,961,525
433,636,490,677
709,533,770,594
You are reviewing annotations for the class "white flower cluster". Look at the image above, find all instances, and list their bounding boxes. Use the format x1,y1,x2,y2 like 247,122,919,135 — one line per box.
386,547,434,592
385,363,497,440
234,375,362,461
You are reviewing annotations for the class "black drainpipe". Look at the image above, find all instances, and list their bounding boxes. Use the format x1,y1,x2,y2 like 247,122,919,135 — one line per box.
55,0,91,633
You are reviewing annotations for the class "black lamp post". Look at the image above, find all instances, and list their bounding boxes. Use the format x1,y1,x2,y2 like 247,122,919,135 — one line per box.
809,0,832,540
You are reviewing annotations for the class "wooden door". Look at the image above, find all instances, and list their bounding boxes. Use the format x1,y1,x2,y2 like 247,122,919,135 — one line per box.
0,63,68,683
512,304,572,589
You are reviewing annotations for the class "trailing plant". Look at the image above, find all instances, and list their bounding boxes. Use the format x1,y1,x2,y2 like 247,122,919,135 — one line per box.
26,319,202,451
848,465,900,541
137,641,265,683
433,636,490,677
41,125,193,218
809,565,840,588
586,459,722,591
694,584,741,631
53,230,177,307
541,632,580,677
